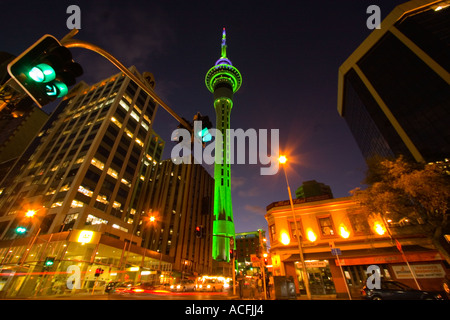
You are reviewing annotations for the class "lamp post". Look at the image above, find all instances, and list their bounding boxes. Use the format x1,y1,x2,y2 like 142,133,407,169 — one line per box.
279,156,312,300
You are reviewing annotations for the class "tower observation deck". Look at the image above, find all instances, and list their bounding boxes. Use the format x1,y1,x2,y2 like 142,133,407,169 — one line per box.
205,28,242,262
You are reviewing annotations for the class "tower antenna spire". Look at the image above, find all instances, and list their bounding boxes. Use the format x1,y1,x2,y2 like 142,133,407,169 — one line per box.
221,27,227,58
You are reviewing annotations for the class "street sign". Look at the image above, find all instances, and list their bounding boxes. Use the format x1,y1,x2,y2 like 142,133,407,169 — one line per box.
331,248,341,256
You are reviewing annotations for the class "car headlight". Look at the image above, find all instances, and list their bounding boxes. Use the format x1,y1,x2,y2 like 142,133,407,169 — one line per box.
177,285,181,289
207,285,211,289
170,285,174,289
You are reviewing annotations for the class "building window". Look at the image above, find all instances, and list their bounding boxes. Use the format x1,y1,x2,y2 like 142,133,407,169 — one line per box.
289,220,302,241
318,216,335,236
269,224,276,243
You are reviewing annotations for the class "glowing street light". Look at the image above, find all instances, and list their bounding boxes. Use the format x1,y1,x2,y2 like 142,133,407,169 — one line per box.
278,155,312,300
25,210,37,218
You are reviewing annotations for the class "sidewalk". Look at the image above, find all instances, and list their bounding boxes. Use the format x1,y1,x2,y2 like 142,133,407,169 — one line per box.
227,289,354,300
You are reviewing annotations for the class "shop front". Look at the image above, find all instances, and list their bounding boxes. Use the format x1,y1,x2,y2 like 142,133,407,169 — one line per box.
0,229,173,298
336,249,449,293
284,259,336,296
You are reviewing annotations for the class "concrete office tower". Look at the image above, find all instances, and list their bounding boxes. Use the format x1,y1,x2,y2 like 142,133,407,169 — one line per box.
337,0,450,163
0,67,164,241
137,160,214,276
205,28,242,262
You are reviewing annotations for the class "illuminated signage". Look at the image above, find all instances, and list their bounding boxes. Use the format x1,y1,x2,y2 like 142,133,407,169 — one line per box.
78,230,94,243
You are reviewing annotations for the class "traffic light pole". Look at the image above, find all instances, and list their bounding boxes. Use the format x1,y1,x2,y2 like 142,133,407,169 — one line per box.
59,29,192,132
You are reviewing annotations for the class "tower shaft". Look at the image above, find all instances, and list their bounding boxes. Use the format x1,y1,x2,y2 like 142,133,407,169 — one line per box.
212,93,234,261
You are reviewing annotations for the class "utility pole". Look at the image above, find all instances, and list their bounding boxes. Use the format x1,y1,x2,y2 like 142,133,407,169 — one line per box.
258,229,267,300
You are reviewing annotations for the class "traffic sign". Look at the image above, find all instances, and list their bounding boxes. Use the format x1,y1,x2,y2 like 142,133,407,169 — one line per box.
331,248,341,256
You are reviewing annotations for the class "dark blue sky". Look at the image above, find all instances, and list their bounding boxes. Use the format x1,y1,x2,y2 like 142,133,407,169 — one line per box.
2,0,407,236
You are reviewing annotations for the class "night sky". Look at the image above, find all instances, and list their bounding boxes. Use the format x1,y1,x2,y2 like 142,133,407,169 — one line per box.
3,0,407,237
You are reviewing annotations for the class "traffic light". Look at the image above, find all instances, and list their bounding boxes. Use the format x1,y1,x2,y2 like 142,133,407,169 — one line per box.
195,226,203,238
193,112,213,143
95,268,104,277
15,226,27,235
44,257,55,268
7,34,83,108
263,253,269,265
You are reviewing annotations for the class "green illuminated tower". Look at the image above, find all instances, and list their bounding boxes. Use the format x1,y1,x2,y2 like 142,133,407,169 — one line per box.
205,28,242,262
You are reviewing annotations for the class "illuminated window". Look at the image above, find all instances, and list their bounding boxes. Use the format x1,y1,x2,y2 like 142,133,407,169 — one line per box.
86,214,108,225
141,121,149,131
51,201,63,208
45,189,56,196
112,224,128,232
111,116,122,128
91,158,105,170
119,100,129,111
289,220,302,241
78,185,93,197
124,128,133,138
96,194,109,205
60,184,70,192
107,167,118,178
71,200,84,208
318,216,335,236
112,201,121,209
135,138,144,147
121,178,131,187
130,111,140,122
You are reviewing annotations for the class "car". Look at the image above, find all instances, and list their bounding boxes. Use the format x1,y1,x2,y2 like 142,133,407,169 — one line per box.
170,280,196,292
129,282,155,293
197,279,224,292
361,280,444,300
111,281,135,293
105,281,120,293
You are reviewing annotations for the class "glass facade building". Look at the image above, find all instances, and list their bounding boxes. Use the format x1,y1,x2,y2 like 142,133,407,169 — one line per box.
338,0,450,163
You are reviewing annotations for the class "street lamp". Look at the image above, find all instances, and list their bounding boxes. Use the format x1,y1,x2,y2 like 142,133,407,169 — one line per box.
278,155,312,300
19,206,45,266
25,210,37,218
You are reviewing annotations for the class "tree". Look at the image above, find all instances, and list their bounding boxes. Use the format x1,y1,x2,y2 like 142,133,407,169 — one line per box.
351,156,450,264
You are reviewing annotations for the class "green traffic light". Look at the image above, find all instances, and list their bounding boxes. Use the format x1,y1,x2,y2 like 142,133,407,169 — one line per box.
199,127,212,142
53,81,68,97
45,81,68,98
44,257,55,267
29,63,56,83
15,227,27,234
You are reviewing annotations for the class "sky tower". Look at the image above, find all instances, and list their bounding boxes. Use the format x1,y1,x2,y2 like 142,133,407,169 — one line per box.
205,28,242,262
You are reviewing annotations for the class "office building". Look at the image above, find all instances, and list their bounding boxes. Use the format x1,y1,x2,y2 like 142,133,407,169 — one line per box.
0,66,164,241
337,0,450,163
235,230,267,275
0,66,178,298
136,159,214,277
0,103,48,184
295,180,333,200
